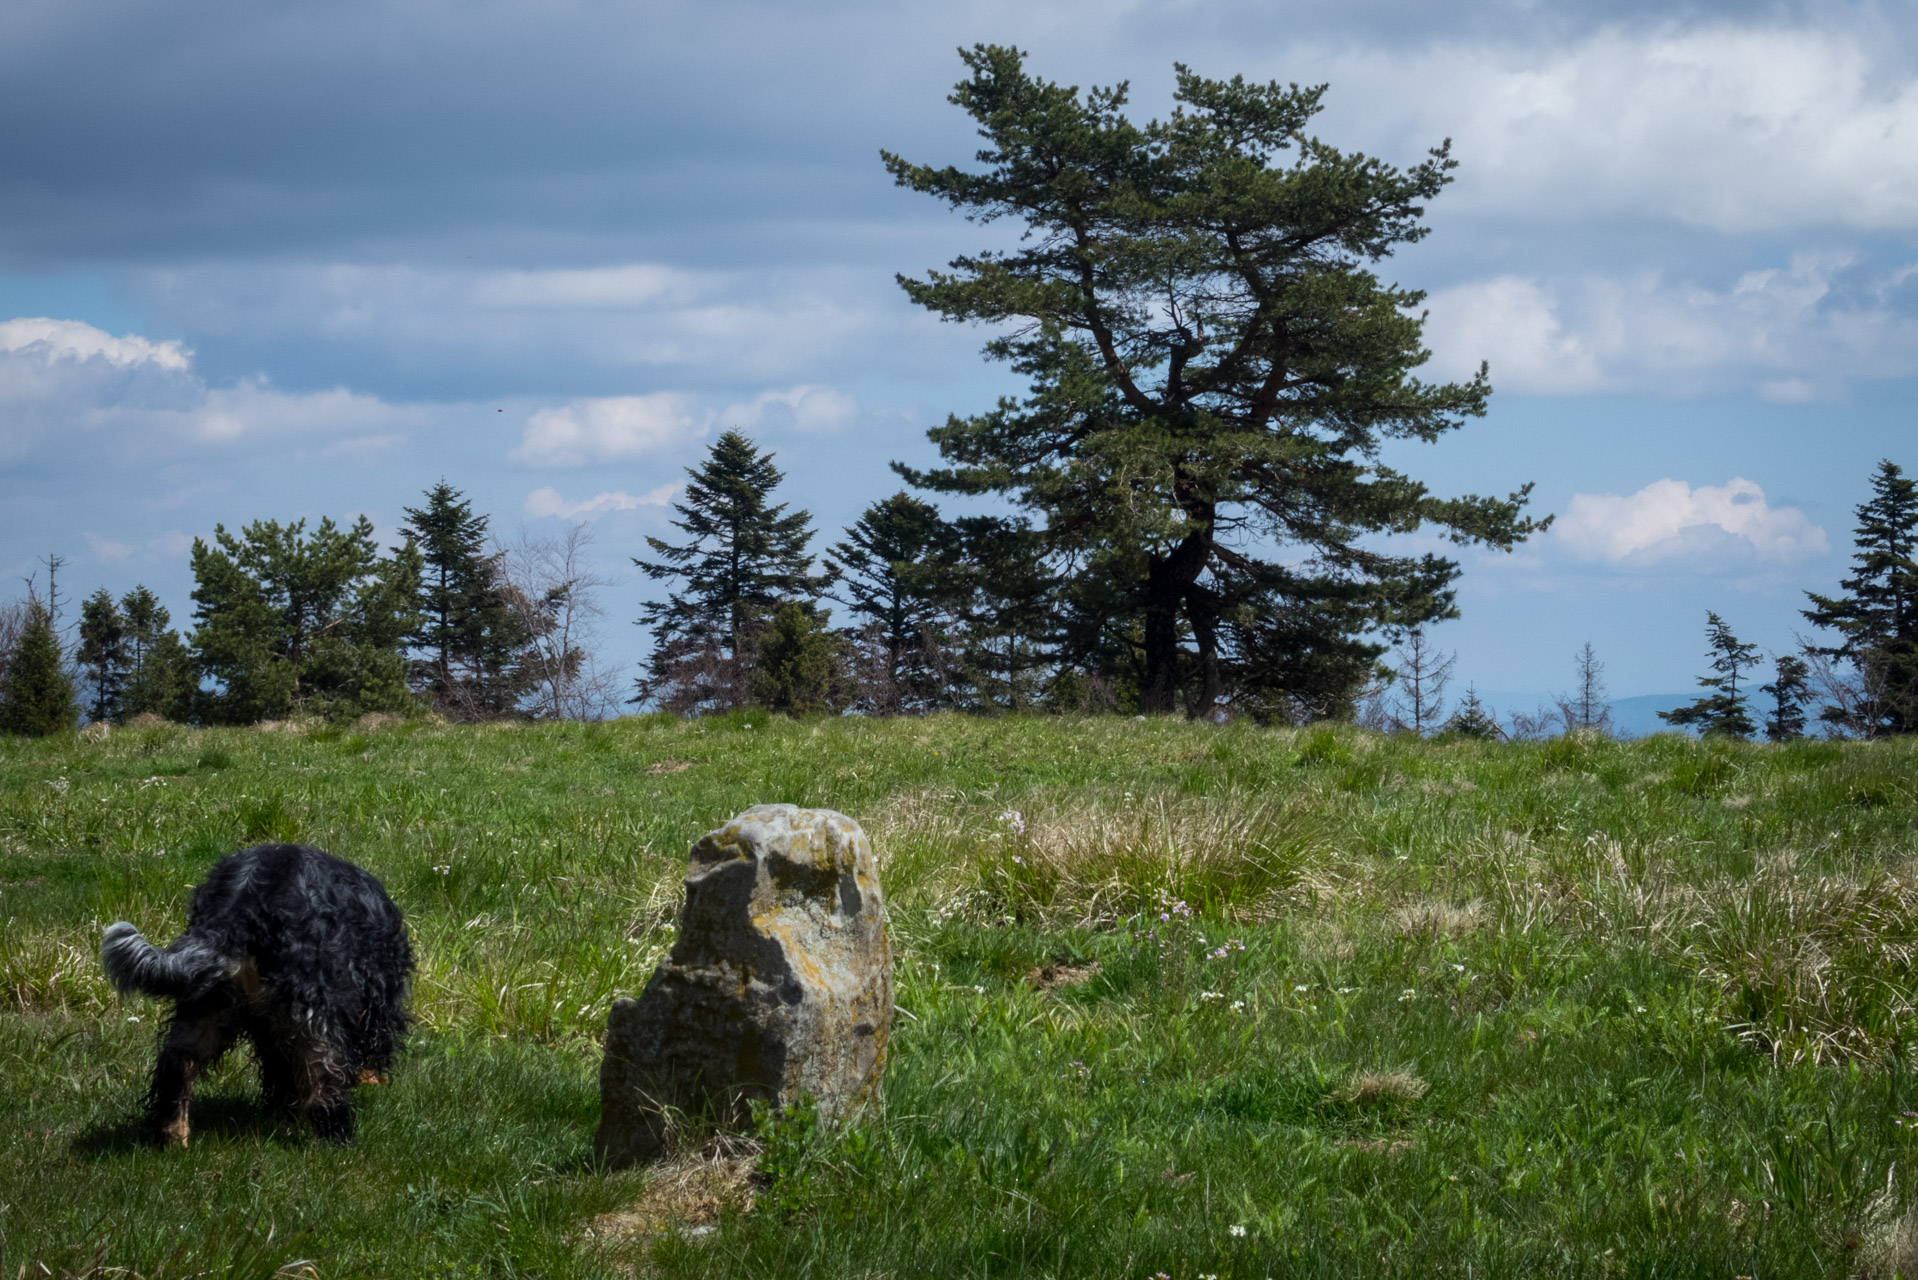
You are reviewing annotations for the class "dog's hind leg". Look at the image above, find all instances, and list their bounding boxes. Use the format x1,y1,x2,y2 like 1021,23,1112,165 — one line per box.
250,1028,300,1121
148,1004,241,1147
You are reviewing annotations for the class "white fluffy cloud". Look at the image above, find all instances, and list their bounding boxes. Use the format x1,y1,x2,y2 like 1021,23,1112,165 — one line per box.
1421,255,1918,396
0,315,440,463
0,317,191,370
1330,24,1918,233
524,484,678,520
720,384,858,434
513,383,861,466
1554,477,1828,567
511,394,706,467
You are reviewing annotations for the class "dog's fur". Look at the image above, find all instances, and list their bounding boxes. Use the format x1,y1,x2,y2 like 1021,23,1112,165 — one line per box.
102,843,414,1145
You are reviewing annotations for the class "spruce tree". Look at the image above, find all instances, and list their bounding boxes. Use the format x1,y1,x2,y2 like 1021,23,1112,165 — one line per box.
1444,686,1503,740
77,587,129,723
1761,654,1812,743
1802,459,1918,735
120,586,196,722
828,492,947,713
0,602,78,737
885,46,1545,718
1659,612,1759,739
634,431,832,713
751,601,847,716
402,481,529,716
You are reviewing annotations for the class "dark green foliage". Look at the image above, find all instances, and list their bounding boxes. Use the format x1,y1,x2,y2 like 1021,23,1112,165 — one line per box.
933,516,1059,713
885,46,1545,718
402,481,531,717
751,601,848,716
1763,653,1813,743
76,587,128,723
1661,612,1760,739
1802,458,1918,735
0,602,77,737
635,431,832,715
829,492,949,713
118,586,196,722
189,517,423,724
1444,685,1503,739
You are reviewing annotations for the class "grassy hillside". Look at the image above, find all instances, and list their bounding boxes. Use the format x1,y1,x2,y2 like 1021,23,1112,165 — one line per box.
2,714,1916,1278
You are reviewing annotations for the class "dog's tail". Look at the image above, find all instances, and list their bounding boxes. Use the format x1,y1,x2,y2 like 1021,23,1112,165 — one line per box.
101,922,226,1000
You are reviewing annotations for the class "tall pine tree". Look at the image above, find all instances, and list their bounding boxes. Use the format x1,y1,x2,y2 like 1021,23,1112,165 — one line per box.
634,431,832,714
828,492,948,713
1761,653,1812,743
1802,459,1918,736
885,46,1545,719
0,602,78,737
120,586,196,722
77,588,129,723
1659,612,1759,739
402,481,529,717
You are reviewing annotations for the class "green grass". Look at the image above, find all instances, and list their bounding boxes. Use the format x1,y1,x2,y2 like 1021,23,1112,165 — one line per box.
3,714,1918,1277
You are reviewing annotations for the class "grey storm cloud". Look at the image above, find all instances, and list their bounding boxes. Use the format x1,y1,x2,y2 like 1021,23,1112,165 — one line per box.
0,0,1890,266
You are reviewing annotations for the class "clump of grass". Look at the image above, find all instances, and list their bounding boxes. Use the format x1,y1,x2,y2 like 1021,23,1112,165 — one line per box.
950,790,1315,926
1,922,114,1013
1689,860,1918,1063
1340,1067,1430,1108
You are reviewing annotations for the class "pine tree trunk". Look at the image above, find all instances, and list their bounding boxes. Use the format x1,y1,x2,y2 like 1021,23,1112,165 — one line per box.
1138,533,1209,714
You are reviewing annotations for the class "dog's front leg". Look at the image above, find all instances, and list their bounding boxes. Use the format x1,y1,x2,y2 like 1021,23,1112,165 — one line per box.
148,1007,238,1146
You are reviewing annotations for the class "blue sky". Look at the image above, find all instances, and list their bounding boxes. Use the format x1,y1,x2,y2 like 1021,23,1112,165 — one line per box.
3,0,1914,708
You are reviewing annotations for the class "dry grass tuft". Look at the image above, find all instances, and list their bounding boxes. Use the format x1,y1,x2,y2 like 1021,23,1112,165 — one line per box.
949,791,1317,926
1023,961,1102,990
1687,861,1918,1063
353,711,406,732
584,1139,759,1246
1341,1067,1429,1107
1393,899,1483,939
644,760,695,776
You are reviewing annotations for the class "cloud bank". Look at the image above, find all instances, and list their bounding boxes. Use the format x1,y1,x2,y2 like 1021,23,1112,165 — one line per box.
1554,477,1829,567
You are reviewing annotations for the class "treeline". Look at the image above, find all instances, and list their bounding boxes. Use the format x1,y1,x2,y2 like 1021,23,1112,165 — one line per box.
0,484,614,734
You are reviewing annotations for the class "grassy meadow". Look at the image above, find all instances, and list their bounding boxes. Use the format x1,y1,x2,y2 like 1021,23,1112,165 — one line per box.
3,712,1918,1278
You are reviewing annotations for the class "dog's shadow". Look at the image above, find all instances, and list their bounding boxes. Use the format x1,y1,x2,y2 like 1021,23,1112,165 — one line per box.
72,1089,308,1158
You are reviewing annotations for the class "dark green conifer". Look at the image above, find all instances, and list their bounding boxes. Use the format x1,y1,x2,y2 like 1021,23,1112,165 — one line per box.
1659,612,1759,739
885,46,1545,718
635,431,832,713
1444,686,1503,740
190,517,422,723
77,587,129,723
0,602,78,737
402,481,529,716
1761,654,1812,743
1802,459,1918,735
829,492,947,713
751,601,847,716
119,586,196,722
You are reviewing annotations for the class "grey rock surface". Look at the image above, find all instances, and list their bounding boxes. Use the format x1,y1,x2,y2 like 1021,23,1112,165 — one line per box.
595,804,893,1167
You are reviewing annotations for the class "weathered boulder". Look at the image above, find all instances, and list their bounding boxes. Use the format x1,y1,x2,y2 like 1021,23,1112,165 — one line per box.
595,805,892,1167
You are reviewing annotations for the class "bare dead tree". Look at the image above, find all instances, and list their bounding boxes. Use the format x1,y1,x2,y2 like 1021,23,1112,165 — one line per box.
1556,642,1615,735
1386,627,1455,735
499,523,623,721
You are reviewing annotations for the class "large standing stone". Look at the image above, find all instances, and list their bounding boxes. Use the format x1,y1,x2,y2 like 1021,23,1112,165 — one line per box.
595,805,893,1167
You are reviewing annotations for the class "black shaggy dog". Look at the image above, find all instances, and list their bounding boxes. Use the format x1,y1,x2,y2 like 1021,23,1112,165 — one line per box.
101,843,414,1146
